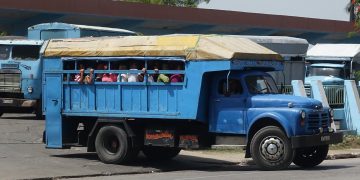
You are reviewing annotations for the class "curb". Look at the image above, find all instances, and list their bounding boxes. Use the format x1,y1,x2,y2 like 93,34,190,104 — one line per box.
327,153,360,160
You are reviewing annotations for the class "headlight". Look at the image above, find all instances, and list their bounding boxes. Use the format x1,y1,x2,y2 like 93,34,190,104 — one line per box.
300,110,306,119
27,86,33,93
329,109,334,117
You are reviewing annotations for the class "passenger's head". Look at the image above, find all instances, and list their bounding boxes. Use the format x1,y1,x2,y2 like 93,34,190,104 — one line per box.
161,63,169,70
118,64,127,70
173,63,183,70
78,63,85,70
130,62,138,69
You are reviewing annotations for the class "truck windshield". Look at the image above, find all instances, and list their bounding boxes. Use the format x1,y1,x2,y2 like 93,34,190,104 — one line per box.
308,67,344,78
0,45,10,60
12,45,41,60
245,75,279,94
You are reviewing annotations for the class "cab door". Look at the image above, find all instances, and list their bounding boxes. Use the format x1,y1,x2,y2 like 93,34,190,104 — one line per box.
209,77,247,134
44,74,63,148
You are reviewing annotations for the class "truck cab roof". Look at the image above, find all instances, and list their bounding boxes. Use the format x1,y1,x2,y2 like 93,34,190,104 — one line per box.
28,22,138,35
0,39,43,45
306,44,360,61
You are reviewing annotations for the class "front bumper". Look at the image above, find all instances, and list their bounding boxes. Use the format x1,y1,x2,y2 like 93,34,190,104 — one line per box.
291,131,343,148
0,98,37,108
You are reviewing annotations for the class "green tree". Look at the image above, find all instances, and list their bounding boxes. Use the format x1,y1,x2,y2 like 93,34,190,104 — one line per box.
0,31,6,36
347,0,360,36
121,0,210,7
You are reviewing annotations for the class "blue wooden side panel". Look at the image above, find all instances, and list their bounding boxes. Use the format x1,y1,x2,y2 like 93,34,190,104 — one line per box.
121,86,147,112
64,84,183,116
148,86,180,113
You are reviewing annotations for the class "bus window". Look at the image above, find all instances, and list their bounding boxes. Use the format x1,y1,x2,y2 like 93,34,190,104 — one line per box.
12,45,41,60
0,45,10,60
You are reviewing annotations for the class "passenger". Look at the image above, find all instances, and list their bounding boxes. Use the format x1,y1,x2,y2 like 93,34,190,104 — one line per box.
128,62,139,82
170,63,183,83
96,63,116,82
95,63,105,82
74,63,94,84
117,63,128,82
139,66,156,82
157,63,170,83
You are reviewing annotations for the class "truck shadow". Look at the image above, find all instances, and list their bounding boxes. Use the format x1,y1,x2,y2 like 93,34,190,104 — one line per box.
52,152,353,172
0,113,43,120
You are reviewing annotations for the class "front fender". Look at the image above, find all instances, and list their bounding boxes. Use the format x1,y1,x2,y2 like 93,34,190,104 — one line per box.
247,111,295,137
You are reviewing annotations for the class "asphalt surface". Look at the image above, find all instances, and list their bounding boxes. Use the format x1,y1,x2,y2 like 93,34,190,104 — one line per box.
0,113,359,180
70,158,360,180
0,113,246,180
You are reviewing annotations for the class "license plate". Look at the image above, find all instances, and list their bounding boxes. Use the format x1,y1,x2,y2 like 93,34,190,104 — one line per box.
320,135,330,142
2,99,13,104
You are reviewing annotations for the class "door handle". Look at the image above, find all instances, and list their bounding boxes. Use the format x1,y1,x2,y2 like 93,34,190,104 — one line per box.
51,99,58,104
215,99,221,102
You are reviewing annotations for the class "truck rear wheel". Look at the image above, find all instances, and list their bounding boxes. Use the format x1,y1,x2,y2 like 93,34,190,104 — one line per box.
95,125,136,164
142,146,181,161
250,126,294,170
293,145,329,168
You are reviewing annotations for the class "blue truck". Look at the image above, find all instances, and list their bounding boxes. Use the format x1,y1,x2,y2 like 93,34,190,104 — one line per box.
42,35,343,170
0,22,136,118
305,44,360,86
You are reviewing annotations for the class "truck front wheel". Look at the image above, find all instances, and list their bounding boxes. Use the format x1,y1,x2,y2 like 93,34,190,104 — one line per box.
95,125,137,164
293,145,329,168
250,126,294,170
142,147,181,161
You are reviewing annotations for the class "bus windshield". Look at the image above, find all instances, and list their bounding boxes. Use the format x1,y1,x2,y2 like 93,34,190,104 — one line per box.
245,75,279,94
12,45,41,60
0,45,10,60
308,67,344,78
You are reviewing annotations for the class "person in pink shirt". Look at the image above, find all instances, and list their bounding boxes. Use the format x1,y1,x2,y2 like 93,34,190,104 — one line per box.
170,63,183,83
74,63,94,84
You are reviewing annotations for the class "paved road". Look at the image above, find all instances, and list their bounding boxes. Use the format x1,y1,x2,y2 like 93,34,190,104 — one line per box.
0,113,358,180
72,158,360,180
0,114,243,180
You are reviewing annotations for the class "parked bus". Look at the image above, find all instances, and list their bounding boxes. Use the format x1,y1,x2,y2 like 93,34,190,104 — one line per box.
0,23,137,118
42,35,342,170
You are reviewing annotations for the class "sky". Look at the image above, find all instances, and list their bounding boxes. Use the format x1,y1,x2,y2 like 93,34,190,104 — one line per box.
198,0,351,21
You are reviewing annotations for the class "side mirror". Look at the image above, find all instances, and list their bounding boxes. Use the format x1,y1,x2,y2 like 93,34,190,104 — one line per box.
224,90,231,97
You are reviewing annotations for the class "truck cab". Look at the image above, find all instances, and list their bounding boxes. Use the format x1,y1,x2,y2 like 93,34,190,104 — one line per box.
305,63,346,85
0,40,43,117
305,44,360,86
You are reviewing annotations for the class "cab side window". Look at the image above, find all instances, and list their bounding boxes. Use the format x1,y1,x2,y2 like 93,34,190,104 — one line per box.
218,79,243,96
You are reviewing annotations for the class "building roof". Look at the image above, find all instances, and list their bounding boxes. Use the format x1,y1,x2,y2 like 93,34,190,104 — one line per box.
0,0,355,43
43,34,282,61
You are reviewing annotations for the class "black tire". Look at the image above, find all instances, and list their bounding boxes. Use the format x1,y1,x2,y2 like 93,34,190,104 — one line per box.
250,126,294,170
42,130,46,144
36,111,44,120
95,125,137,164
293,145,329,168
142,146,181,161
35,102,45,120
0,112,3,118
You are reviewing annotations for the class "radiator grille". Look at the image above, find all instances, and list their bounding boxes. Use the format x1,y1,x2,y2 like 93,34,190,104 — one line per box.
307,112,329,131
0,72,21,92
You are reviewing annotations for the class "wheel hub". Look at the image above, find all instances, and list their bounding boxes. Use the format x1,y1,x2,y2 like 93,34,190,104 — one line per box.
260,137,284,161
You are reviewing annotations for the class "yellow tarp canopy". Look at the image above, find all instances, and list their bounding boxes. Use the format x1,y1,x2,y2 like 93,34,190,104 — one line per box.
43,34,283,61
